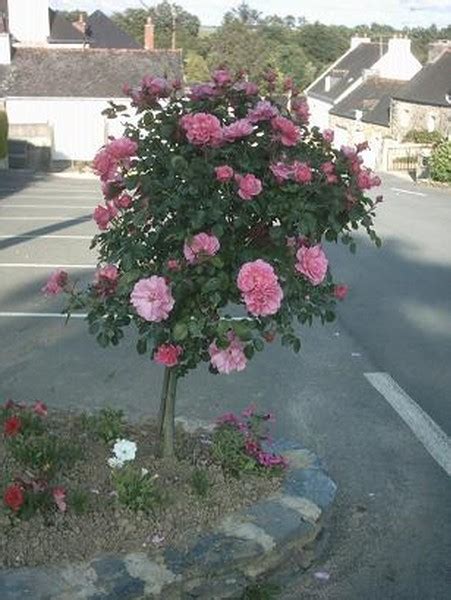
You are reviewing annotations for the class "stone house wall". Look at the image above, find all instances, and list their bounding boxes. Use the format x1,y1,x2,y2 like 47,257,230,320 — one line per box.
391,99,451,141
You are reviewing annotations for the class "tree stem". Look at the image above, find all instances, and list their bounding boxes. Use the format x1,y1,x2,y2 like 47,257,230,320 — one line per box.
158,367,178,458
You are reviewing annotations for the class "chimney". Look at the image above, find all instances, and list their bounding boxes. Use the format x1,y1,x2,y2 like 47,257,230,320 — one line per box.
8,0,50,45
144,17,154,51
350,36,371,50
388,35,411,56
427,40,451,63
73,13,87,35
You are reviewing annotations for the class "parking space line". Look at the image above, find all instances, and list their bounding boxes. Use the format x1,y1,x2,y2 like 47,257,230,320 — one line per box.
390,187,426,197
0,217,90,221
0,235,92,240
0,312,87,319
0,204,95,209
365,372,451,477
0,263,95,269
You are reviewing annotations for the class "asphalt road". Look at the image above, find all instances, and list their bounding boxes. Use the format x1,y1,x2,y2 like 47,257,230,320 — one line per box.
0,171,450,600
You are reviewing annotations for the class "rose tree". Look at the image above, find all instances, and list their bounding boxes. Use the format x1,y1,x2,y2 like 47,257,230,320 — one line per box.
46,70,382,457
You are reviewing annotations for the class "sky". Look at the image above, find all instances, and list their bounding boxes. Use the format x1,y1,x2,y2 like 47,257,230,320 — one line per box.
51,0,451,28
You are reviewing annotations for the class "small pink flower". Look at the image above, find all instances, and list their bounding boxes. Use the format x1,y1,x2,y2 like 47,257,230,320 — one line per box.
341,145,357,160
114,193,133,209
209,333,247,374
234,81,259,95
212,69,232,86
321,162,335,175
271,116,301,147
154,344,183,367
322,129,335,143
53,487,67,513
247,100,279,123
237,260,283,317
131,276,175,322
242,404,257,418
167,259,181,272
237,174,263,200
222,119,253,142
270,162,292,183
291,98,310,124
141,75,170,98
93,202,118,230
295,245,328,286
292,161,313,184
357,170,381,190
94,264,119,298
33,401,48,417
184,232,220,264
180,112,223,147
42,269,69,295
189,84,217,101
215,165,234,182
334,284,349,300
245,439,260,456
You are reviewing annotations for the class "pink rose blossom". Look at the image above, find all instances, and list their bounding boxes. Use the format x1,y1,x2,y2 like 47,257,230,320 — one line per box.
42,269,69,295
322,129,335,143
222,118,253,142
183,232,220,264
189,84,217,101
33,401,48,417
106,137,137,161
93,148,117,182
131,276,175,322
180,113,223,147
357,170,381,190
234,81,259,95
212,69,232,86
271,116,301,147
341,145,357,160
141,75,170,98
154,344,183,367
167,259,181,272
209,333,247,374
247,100,279,123
215,165,234,182
236,173,263,200
321,161,335,175
291,98,310,124
114,193,133,209
295,245,328,286
94,264,119,298
270,162,293,183
334,284,349,300
237,260,283,317
93,202,118,230
292,161,313,184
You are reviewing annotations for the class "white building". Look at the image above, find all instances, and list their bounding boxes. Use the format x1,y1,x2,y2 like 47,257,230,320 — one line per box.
305,35,422,139
0,0,182,166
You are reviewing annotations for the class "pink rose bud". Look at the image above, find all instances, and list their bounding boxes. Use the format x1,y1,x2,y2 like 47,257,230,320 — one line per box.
215,165,234,182
334,284,349,300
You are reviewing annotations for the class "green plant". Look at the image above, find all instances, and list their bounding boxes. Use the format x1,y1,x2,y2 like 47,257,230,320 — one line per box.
69,489,90,515
0,110,8,160
242,582,281,599
190,467,210,497
430,140,451,183
8,434,81,476
82,408,125,443
212,424,259,477
403,129,444,145
112,466,161,513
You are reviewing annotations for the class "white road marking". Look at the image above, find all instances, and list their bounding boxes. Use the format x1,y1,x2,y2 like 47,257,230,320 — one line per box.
391,187,426,197
0,216,90,221
365,372,451,477
0,204,95,209
0,235,92,240
0,263,95,269
0,312,87,319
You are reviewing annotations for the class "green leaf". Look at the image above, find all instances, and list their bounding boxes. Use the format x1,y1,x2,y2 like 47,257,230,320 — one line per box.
173,322,188,341
136,338,147,355
244,345,255,359
293,338,301,353
254,338,264,352
97,332,109,348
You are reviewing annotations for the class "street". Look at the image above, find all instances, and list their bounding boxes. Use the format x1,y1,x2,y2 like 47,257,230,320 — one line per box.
0,171,450,599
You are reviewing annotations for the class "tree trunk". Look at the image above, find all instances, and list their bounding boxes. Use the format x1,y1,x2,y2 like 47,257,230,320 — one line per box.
158,367,178,458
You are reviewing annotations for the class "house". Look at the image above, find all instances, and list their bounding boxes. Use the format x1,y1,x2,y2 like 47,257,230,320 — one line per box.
0,0,183,167
305,36,422,132
391,43,451,141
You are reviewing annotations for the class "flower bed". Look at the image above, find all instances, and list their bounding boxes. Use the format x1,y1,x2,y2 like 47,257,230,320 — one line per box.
0,401,286,569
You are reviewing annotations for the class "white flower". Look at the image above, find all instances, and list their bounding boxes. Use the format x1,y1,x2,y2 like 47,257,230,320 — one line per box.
107,439,137,469
141,468,149,477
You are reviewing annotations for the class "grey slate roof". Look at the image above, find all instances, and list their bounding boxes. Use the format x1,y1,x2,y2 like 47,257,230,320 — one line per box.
0,47,183,98
393,50,451,107
308,42,387,102
87,10,141,49
330,77,406,126
49,10,85,44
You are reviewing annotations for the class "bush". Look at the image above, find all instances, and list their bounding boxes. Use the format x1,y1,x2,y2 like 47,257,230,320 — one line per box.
403,129,444,145
112,465,162,513
430,140,451,182
81,408,125,444
0,110,7,160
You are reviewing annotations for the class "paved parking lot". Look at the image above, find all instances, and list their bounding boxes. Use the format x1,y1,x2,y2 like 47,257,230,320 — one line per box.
0,172,450,599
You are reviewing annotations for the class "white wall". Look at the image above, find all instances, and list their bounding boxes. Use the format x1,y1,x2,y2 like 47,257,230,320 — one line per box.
8,0,50,44
5,98,128,160
373,38,422,81
306,97,332,130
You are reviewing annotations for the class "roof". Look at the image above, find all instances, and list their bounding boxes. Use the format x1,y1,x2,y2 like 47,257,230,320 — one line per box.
86,10,141,49
308,42,387,102
330,77,406,126
49,9,85,44
393,50,451,107
0,47,183,98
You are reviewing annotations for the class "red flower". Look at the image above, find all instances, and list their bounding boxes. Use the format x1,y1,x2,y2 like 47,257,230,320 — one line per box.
4,415,22,437
33,401,48,417
52,487,67,513
4,483,25,512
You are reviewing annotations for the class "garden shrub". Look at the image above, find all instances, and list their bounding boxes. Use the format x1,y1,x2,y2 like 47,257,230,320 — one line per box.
429,140,451,182
403,129,444,145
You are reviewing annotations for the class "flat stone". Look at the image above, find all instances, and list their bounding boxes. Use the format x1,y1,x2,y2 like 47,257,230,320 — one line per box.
124,553,177,596
275,495,322,523
283,468,337,510
218,516,275,552
282,449,321,470
243,500,314,545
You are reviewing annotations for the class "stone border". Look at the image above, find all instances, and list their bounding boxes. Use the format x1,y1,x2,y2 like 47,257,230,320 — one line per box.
0,439,336,599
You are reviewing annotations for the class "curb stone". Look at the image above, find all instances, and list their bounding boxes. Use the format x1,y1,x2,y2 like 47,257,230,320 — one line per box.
0,435,337,599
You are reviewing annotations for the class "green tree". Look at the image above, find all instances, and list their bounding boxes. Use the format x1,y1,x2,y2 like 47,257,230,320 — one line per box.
185,52,210,83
